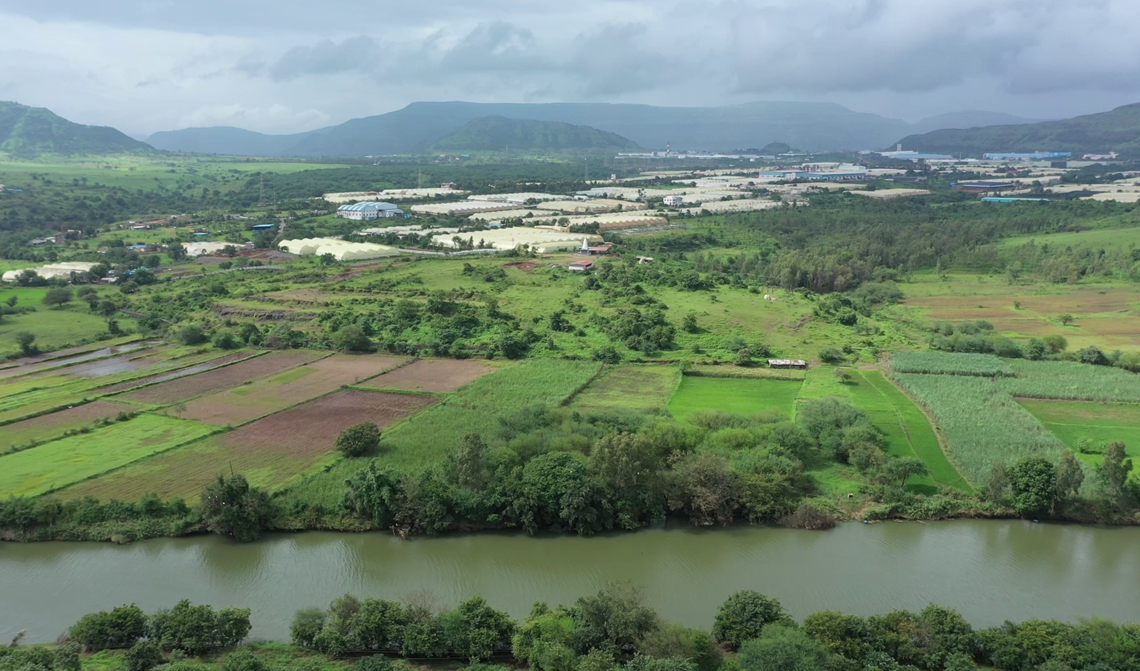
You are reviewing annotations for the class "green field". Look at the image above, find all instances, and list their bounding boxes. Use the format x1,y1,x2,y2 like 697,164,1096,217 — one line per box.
0,304,133,358
999,359,1140,402
667,375,803,419
998,225,1140,250
0,413,215,496
570,365,680,413
889,352,1014,377
1019,399,1140,466
893,373,1069,487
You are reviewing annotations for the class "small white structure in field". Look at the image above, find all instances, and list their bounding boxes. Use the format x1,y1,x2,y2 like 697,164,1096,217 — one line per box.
763,294,777,302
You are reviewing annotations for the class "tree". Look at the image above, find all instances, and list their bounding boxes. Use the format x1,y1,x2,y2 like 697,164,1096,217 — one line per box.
176,325,206,345
876,456,928,488
571,584,659,657
448,596,515,661
68,604,148,650
336,422,381,458
713,591,793,649
212,329,238,349
200,475,273,542
149,600,252,653
1025,339,1046,360
291,608,328,648
737,626,830,671
1080,346,1109,366
1042,335,1068,353
343,462,402,528
1054,451,1084,511
43,287,73,307
638,623,722,671
1006,457,1057,517
449,432,491,490
1058,314,1075,326
335,325,372,352
169,242,188,261
1097,441,1135,511
14,331,38,356
682,312,699,333
124,641,164,671
817,348,844,364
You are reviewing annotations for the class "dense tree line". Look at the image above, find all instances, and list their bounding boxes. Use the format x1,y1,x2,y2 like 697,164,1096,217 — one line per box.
6,589,1137,671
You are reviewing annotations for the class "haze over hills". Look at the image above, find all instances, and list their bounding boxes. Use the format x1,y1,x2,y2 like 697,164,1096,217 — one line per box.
146,101,1038,157
0,101,153,157
430,116,640,151
897,103,1140,156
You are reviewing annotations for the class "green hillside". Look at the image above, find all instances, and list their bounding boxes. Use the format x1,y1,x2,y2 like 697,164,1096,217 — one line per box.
430,116,641,151
895,103,1140,156
0,102,153,157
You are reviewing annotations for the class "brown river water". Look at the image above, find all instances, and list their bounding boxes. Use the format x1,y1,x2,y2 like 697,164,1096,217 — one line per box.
2,520,1138,643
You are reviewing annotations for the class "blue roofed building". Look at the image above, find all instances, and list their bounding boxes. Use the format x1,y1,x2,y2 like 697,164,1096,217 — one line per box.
337,201,405,220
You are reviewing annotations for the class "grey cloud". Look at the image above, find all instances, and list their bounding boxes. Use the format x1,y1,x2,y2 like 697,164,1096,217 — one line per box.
439,22,551,72
568,24,676,97
269,36,381,81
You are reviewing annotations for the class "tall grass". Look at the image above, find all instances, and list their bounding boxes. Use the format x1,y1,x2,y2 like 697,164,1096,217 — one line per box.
893,373,1068,487
1000,360,1140,402
890,352,1014,377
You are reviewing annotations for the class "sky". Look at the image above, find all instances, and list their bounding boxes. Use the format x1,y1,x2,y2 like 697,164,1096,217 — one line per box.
3,0,1140,138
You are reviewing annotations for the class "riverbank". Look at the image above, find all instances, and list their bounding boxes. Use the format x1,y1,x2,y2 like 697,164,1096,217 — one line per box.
4,521,1139,645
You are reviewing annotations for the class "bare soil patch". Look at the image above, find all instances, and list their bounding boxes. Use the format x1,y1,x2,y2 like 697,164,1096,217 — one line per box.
173,354,408,425
119,350,323,405
97,352,253,395
0,400,134,452
63,390,434,501
502,261,538,271
361,358,495,393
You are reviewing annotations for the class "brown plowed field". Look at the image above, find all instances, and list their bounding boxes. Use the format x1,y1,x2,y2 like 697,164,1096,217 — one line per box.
96,352,254,395
119,350,324,405
360,358,495,393
172,354,409,425
63,390,435,501
0,400,135,452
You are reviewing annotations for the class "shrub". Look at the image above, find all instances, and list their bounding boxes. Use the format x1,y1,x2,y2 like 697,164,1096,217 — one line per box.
335,325,372,352
737,625,829,671
337,422,381,458
176,325,206,345
124,641,164,671
68,604,148,651
200,475,273,542
818,348,844,364
713,591,793,649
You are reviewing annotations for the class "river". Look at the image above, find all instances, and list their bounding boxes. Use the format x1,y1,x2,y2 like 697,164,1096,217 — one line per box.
3,520,1139,643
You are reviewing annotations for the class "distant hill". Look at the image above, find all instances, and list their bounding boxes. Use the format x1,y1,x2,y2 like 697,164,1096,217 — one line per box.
0,101,153,157
146,101,921,156
896,104,1140,156
910,110,1041,135
430,116,640,151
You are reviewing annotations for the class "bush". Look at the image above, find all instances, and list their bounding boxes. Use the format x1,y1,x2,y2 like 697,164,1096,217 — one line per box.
68,604,148,651
149,600,252,654
212,329,238,349
713,591,793,649
335,325,372,352
200,475,273,542
336,422,381,458
818,348,844,364
737,626,830,671
176,325,207,346
124,641,164,671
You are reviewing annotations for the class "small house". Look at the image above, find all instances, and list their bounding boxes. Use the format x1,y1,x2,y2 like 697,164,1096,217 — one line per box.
663,195,684,207
768,359,808,370
568,261,594,272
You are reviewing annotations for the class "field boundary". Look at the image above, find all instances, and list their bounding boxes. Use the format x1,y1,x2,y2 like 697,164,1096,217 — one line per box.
345,385,446,397
878,367,975,490
558,363,610,407
683,367,808,382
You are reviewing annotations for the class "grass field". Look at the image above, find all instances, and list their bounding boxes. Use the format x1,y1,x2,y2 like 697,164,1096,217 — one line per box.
0,413,216,496
998,360,1140,402
892,373,1069,487
667,376,803,419
571,365,681,413
1018,399,1140,468
63,390,437,502
0,399,136,453
282,359,602,508
358,358,495,393
0,305,135,358
998,225,1140,250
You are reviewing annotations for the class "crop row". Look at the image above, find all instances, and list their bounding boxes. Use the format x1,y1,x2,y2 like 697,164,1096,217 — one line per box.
889,352,1014,377
892,373,1069,487
999,360,1140,402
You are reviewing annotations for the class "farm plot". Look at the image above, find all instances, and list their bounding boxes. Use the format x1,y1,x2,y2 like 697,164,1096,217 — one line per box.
889,352,1013,377
172,354,408,425
571,365,680,414
998,360,1140,402
119,350,323,406
283,359,602,507
667,376,802,420
64,390,436,502
0,414,215,497
0,400,136,454
0,339,147,380
360,358,495,393
95,351,254,395
1018,400,1140,466
892,373,1068,487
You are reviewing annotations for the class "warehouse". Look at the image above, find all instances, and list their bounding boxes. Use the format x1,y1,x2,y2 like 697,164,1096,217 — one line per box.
337,202,404,220
410,201,521,216
468,192,561,204
432,228,603,253
279,237,400,261
534,198,647,214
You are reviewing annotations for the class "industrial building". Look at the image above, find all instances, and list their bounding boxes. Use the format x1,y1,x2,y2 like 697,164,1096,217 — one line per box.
322,188,467,203
681,199,786,214
534,198,646,214
431,228,603,253
184,241,246,257
983,152,1071,161
2,262,100,283
410,201,521,216
468,193,561,204
337,202,404,220
279,237,400,261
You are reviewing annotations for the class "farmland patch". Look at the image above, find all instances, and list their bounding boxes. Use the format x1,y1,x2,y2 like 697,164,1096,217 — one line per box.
0,414,215,497
1018,399,1140,464
571,365,680,413
359,358,494,393
119,350,323,406
0,400,136,454
999,360,1140,402
667,376,802,419
889,352,1014,377
64,390,435,502
171,354,408,425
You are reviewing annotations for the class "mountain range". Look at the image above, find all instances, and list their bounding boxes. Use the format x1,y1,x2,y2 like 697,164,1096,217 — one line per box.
146,102,1040,157
0,102,152,157
896,103,1140,156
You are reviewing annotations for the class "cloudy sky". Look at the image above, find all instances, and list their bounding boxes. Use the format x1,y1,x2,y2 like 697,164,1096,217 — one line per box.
3,0,1140,138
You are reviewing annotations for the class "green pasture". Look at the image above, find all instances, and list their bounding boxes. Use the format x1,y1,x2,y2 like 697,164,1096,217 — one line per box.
1019,399,1140,467
667,376,802,420
0,413,215,496
570,365,680,414
998,225,1140,250
0,305,134,358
